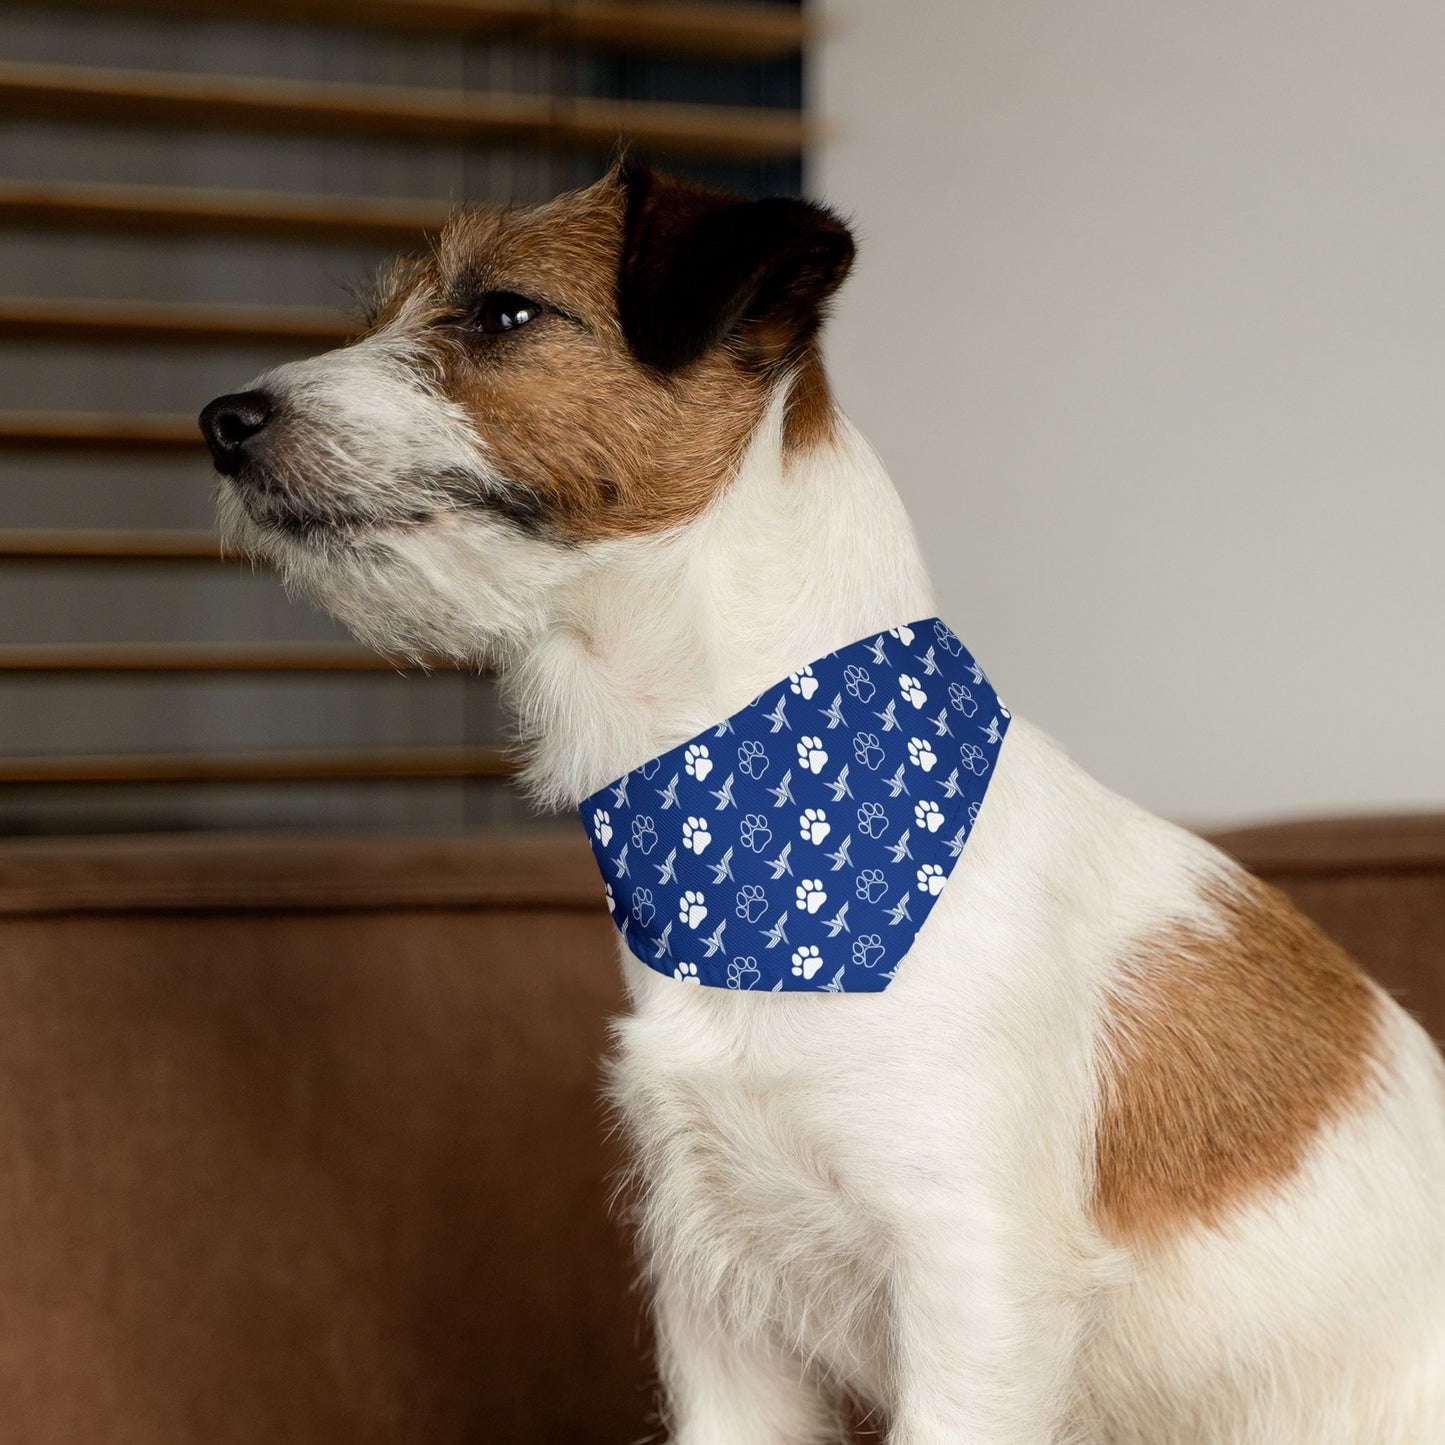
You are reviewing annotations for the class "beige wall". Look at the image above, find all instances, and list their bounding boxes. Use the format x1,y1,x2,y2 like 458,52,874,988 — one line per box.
813,0,1445,826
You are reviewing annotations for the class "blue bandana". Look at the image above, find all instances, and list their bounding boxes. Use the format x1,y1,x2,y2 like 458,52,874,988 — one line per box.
579,620,1009,993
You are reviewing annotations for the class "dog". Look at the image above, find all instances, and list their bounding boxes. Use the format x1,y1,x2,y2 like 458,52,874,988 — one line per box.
200,162,1445,1443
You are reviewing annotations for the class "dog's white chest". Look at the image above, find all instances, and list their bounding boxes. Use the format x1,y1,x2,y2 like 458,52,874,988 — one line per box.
611,983,895,1394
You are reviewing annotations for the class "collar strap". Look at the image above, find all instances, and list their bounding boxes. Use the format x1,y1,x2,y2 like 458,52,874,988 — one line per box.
580,620,1009,993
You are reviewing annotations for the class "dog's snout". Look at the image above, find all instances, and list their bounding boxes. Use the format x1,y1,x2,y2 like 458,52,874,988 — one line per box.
199,390,274,475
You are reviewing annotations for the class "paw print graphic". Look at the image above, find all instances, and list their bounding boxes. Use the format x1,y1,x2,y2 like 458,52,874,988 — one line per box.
948,682,978,717
856,800,889,838
889,623,916,646
630,815,658,855
789,665,819,701
604,882,616,912
852,934,885,969
843,664,875,703
791,944,824,981
898,674,928,709
855,869,888,904
917,863,947,896
735,885,768,923
678,890,709,929
797,735,828,774
592,809,613,846
907,737,938,771
933,621,964,656
914,799,944,833
738,813,773,853
959,742,990,776
631,887,655,927
796,878,828,914
799,807,831,845
852,732,885,771
968,800,981,825
639,756,661,780
726,956,761,990
681,815,712,855
683,743,713,781
737,739,770,780
673,961,701,984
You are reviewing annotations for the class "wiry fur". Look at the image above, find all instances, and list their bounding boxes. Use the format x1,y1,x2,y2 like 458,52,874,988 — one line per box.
207,170,1445,1443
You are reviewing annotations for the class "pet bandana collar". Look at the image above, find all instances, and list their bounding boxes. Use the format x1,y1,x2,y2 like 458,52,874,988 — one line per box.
579,620,1009,993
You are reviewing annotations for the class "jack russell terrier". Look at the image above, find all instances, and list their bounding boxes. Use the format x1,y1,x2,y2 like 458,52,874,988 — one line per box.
201,162,1445,1444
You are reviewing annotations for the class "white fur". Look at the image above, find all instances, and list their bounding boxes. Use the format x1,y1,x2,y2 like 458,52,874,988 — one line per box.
222,349,1445,1444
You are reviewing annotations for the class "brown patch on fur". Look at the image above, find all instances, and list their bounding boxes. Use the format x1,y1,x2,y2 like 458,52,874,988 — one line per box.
365,179,765,540
1093,872,1382,1246
363,170,848,540
782,344,839,456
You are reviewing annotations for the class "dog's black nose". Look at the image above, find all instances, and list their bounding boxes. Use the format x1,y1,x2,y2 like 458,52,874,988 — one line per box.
199,390,273,475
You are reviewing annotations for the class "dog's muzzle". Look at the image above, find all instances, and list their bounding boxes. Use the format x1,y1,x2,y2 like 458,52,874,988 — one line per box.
199,390,274,477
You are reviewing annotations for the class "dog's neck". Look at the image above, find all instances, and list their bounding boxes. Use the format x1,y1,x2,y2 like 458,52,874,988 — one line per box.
504,392,936,809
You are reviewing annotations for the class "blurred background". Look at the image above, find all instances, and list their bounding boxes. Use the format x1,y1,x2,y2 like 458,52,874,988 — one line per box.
0,5,1441,1443
819,0,1445,827
0,0,801,837
1,0,1440,841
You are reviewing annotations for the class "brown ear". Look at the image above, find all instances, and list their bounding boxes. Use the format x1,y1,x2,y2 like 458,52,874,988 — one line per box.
616,163,855,375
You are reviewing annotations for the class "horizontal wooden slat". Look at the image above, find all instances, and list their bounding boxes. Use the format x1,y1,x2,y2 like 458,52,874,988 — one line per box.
0,529,221,560
0,745,512,784
0,179,449,245
0,413,203,452
31,0,810,59
0,643,417,673
0,296,353,349
0,62,812,162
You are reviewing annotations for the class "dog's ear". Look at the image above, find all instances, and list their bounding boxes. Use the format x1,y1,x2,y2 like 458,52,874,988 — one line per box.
616,162,855,374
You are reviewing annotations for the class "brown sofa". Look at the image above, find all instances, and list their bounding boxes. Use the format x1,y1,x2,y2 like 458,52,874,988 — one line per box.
0,816,1440,1443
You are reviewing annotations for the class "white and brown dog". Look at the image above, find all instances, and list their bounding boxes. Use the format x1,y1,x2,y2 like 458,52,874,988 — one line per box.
201,164,1445,1444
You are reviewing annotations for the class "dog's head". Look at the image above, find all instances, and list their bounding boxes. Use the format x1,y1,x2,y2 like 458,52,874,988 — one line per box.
200,163,854,661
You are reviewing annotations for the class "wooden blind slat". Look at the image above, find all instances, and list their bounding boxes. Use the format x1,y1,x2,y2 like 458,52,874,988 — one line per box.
0,297,353,348
30,0,810,59
0,745,513,784
0,643,417,673
0,180,448,245
0,529,221,561
0,413,203,452
0,62,813,161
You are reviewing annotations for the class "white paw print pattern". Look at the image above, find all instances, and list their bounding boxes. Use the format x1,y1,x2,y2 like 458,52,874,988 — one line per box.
797,735,828,774
898,674,928,709
796,879,827,914
855,868,888,904
681,815,712,855
852,934,884,969
917,863,947,896
914,799,944,833
580,618,1008,992
907,737,938,771
727,957,760,990
799,807,831,845
791,944,823,980
960,742,990,776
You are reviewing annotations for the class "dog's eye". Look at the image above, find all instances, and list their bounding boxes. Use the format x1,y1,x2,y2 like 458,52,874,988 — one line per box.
471,291,543,335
